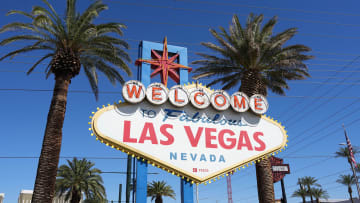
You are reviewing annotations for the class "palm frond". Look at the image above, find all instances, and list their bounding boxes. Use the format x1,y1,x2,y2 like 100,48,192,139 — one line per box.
191,13,313,95
1,0,131,99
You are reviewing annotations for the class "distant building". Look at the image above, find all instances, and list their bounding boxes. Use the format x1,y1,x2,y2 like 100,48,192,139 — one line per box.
17,190,84,203
0,193,4,203
18,190,33,203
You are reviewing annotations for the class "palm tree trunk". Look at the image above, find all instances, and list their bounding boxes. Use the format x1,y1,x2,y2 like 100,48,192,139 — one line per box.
299,184,306,203
302,195,306,203
308,185,314,203
256,158,275,203
349,186,354,203
240,70,273,203
32,74,72,203
239,70,267,96
155,196,163,203
70,190,81,203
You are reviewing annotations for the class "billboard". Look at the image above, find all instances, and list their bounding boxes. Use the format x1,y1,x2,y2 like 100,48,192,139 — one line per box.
90,82,287,184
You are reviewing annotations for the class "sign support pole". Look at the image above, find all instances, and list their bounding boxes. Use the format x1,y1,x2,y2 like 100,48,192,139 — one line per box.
178,51,194,203
126,156,132,203
181,179,194,203
135,39,193,203
280,178,287,203
136,159,148,202
135,41,149,203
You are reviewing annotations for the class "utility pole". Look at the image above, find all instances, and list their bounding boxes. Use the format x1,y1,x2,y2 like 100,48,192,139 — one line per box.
196,184,199,203
342,124,360,199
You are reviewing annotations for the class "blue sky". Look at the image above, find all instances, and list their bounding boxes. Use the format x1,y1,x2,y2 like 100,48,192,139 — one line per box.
1,0,360,202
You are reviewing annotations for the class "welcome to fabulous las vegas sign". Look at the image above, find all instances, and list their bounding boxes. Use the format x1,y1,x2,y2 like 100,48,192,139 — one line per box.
90,80,287,184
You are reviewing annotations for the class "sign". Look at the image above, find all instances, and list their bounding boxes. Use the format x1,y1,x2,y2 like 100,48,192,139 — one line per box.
122,81,269,114
90,83,287,183
270,157,290,183
272,165,290,173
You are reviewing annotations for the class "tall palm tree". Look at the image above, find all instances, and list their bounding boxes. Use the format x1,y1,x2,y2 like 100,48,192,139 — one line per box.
291,188,308,203
302,176,321,203
147,181,176,203
311,188,329,203
56,158,106,203
192,13,313,202
337,174,356,203
0,0,131,202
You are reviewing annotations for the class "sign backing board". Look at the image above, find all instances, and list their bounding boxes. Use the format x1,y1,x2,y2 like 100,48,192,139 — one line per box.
90,84,287,183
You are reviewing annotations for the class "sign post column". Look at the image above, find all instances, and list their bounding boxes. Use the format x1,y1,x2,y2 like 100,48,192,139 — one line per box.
135,41,151,203
177,47,194,203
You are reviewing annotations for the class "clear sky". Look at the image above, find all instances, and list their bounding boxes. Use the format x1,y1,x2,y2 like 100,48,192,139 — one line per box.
1,0,360,202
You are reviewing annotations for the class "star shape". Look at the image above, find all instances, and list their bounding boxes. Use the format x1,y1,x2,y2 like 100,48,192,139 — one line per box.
135,37,192,86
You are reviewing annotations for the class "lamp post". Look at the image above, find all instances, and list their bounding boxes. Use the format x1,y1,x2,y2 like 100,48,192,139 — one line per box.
340,125,360,200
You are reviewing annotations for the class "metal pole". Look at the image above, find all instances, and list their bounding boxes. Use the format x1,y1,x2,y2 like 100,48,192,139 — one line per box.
196,184,199,203
342,125,360,199
280,178,287,203
126,155,132,203
350,159,360,199
119,184,122,203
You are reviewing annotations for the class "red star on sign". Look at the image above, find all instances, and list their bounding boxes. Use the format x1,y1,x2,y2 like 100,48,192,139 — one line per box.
135,37,192,86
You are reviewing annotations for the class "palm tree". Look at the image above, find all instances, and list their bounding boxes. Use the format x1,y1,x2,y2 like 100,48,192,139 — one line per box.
292,188,308,203
337,174,356,203
302,176,321,203
336,147,359,166
0,0,131,202
147,180,176,203
311,188,329,203
192,13,313,202
295,178,308,203
56,158,106,203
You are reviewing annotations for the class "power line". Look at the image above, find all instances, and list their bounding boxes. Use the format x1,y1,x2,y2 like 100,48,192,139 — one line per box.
4,69,360,80
101,171,159,174
3,88,360,98
285,98,360,144
0,156,127,159
283,155,335,159
5,57,360,67
174,0,360,17
285,116,360,156
111,18,360,40
278,55,360,122
291,157,334,174
103,0,360,27
1,37,359,58
3,52,359,63
4,0,360,28
286,169,349,189
288,104,360,148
